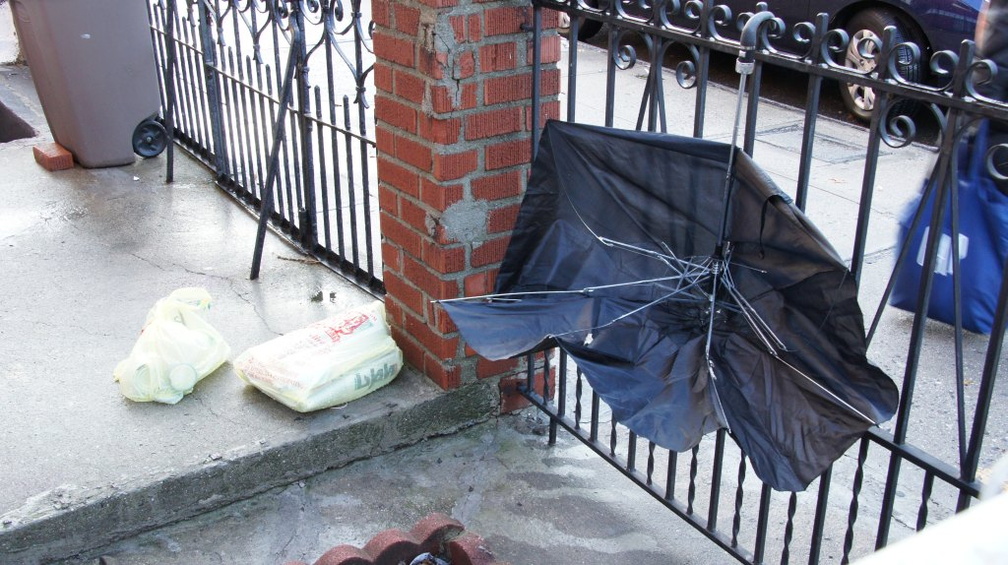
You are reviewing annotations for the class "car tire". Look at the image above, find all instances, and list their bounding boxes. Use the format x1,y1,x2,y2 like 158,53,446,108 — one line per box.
838,8,922,121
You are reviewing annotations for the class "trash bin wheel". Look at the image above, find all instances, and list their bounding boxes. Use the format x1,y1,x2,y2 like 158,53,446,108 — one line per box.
132,119,168,158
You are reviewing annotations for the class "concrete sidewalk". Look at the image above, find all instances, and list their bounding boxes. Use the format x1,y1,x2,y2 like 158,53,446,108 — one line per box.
0,63,500,563
0,35,1000,564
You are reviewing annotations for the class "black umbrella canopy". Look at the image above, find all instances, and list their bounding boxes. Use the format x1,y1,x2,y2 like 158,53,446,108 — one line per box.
441,121,898,491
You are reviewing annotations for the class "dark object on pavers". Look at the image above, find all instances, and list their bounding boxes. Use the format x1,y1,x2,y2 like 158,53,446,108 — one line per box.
441,118,899,492
281,512,507,565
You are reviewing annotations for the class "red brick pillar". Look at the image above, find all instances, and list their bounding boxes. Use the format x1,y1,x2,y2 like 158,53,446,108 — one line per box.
372,0,560,404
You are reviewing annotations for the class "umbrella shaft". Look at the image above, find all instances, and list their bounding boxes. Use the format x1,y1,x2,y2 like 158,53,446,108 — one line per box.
715,71,750,254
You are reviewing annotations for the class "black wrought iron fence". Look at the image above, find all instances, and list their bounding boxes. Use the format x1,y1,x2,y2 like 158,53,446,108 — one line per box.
147,0,382,292
523,1,1008,564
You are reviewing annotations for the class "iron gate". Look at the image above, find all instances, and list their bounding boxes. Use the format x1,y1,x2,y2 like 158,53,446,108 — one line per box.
522,2,1008,564
147,0,382,292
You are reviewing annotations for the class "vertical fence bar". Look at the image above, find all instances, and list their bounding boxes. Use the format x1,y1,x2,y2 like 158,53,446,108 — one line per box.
627,432,638,472
198,0,228,176
842,438,870,564
250,7,302,279
666,449,678,501
552,350,567,446
292,4,318,247
707,429,725,531
959,259,1008,509
781,493,798,565
731,458,746,548
807,467,832,565
753,484,772,564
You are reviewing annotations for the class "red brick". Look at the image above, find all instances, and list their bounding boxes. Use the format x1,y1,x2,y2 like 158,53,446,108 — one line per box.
450,15,467,43
384,296,406,327
467,14,483,42
381,212,424,259
530,34,562,65
433,150,478,181
378,185,398,215
313,545,371,565
472,236,510,267
399,197,431,236
472,170,523,201
430,84,479,114
374,64,393,94
454,50,476,80
479,357,521,378
420,178,464,212
396,135,433,171
381,241,403,274
363,529,421,564
33,143,74,171
463,269,497,297
430,301,460,333
499,366,555,411
484,74,532,105
449,533,499,565
485,139,531,171
541,9,561,29
430,85,454,114
404,254,459,301
419,115,462,145
530,100,562,129
423,241,466,274
375,95,418,133
424,354,462,390
405,315,460,359
411,513,465,555
374,32,415,67
480,42,517,72
540,67,561,97
384,269,425,309
483,7,530,36
370,0,391,27
487,202,520,233
419,49,447,80
393,5,421,35
377,159,420,196
304,513,508,565
393,70,426,104
433,222,456,245
465,107,523,140
392,324,425,366
375,127,395,157
461,83,479,109
498,375,532,413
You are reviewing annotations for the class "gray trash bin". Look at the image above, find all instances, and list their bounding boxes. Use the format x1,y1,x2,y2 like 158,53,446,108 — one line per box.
10,0,165,168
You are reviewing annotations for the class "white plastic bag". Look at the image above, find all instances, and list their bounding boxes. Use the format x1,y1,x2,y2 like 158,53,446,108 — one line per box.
233,300,403,412
114,287,231,404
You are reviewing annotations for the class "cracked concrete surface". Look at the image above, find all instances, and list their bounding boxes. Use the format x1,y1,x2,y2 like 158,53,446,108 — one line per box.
53,417,724,565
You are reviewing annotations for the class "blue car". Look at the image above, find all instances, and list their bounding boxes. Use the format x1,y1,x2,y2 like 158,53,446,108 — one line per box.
568,0,982,120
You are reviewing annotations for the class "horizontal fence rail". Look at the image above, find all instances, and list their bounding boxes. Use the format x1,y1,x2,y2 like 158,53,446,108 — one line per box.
148,0,382,292
525,1,1008,564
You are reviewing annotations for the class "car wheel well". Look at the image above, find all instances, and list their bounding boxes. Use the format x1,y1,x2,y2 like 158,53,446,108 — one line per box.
830,3,932,57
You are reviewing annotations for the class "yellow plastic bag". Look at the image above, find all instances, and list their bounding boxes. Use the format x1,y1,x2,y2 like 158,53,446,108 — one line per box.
234,301,403,412
114,287,231,404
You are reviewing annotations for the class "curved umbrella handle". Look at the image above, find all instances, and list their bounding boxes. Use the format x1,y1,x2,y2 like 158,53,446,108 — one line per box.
736,11,779,76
